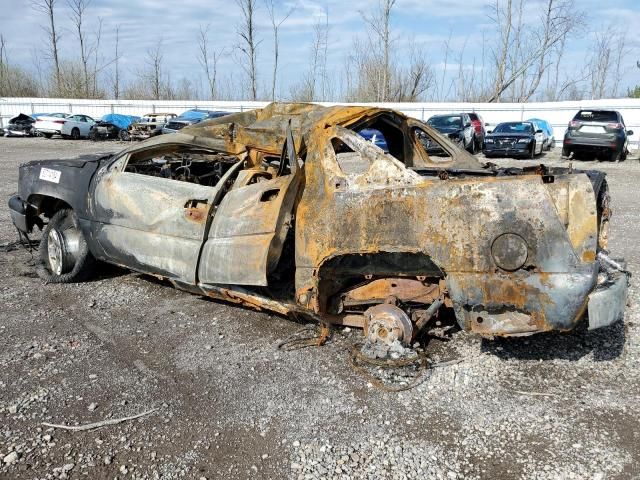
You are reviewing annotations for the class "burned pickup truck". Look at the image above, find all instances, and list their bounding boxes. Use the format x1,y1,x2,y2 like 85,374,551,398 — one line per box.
8,103,628,346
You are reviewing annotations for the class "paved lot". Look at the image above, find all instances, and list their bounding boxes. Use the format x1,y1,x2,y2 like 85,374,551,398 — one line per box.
0,137,639,480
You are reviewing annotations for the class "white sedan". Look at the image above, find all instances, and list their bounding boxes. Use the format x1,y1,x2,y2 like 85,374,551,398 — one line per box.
35,114,96,139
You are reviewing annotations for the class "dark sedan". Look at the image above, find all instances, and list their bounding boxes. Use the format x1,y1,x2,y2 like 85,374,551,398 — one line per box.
162,110,228,134
426,113,477,153
484,122,545,159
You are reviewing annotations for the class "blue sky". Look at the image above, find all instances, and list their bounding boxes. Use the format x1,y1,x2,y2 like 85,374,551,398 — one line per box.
1,0,639,100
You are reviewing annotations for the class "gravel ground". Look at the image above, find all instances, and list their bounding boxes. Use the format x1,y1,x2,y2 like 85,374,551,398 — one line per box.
0,136,639,480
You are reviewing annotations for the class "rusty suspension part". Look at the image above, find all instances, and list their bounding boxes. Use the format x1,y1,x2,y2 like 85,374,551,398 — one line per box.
414,297,445,333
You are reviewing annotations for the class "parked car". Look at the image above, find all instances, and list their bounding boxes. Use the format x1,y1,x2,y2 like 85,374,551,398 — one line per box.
467,112,486,150
426,113,478,153
8,103,627,346
60,114,96,139
4,113,37,137
527,120,551,151
128,113,177,140
89,114,140,141
33,113,71,138
563,110,632,162
357,127,389,152
527,118,554,150
162,110,228,134
484,121,545,158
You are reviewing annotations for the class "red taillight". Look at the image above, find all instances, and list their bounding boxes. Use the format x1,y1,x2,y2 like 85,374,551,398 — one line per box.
569,120,581,128
53,120,66,125
606,123,623,130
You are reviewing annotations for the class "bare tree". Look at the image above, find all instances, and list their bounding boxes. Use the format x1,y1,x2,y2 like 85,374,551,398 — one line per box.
393,42,434,102
319,7,330,101
588,30,613,99
91,16,102,97
113,25,120,99
360,0,397,102
289,17,324,102
0,35,7,93
235,0,260,100
489,0,513,101
519,0,576,101
144,41,164,100
585,26,630,99
486,0,580,102
67,0,92,96
0,38,40,97
264,0,294,101
31,0,62,92
610,28,629,98
197,24,225,100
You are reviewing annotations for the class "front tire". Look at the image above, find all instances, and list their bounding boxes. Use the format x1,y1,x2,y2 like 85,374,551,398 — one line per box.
530,141,536,159
70,128,80,140
38,209,96,283
119,129,130,141
43,133,53,139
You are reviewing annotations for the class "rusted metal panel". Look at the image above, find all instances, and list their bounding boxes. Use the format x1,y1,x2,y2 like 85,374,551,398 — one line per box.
92,163,219,284
342,278,440,305
198,173,299,286
293,119,605,335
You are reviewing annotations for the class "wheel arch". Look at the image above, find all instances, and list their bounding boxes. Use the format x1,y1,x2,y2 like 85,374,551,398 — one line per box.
28,194,73,219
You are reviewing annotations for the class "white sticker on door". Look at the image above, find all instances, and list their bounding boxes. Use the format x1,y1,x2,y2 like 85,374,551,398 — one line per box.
39,167,61,184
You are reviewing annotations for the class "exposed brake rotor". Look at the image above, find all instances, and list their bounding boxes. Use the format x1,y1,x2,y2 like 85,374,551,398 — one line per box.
364,304,413,346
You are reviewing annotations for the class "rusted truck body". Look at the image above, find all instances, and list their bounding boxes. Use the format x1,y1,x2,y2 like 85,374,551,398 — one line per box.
8,103,628,345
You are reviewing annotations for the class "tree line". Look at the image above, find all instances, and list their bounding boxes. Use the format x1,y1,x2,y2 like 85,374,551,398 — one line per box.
0,0,637,102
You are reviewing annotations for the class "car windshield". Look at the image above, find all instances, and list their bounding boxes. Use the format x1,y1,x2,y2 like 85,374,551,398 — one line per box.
427,116,462,128
575,111,618,122
493,122,533,134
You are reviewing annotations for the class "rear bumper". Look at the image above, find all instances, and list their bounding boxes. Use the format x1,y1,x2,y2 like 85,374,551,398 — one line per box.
588,271,629,330
447,265,628,336
564,135,623,149
5,126,33,136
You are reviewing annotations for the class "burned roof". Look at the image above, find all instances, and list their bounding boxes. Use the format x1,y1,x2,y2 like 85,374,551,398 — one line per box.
182,102,483,170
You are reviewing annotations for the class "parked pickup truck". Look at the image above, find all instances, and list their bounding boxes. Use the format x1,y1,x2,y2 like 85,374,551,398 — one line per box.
127,113,177,140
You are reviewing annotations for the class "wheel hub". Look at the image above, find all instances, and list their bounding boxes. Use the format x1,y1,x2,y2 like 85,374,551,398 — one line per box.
47,226,81,275
364,304,413,346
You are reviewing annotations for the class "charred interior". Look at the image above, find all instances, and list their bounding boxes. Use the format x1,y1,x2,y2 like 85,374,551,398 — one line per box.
125,147,238,187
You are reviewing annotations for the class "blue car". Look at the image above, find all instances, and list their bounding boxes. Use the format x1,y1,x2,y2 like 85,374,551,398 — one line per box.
526,118,554,150
357,128,389,152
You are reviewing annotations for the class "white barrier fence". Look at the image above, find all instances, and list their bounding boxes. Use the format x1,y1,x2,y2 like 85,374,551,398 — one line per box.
2,97,640,149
